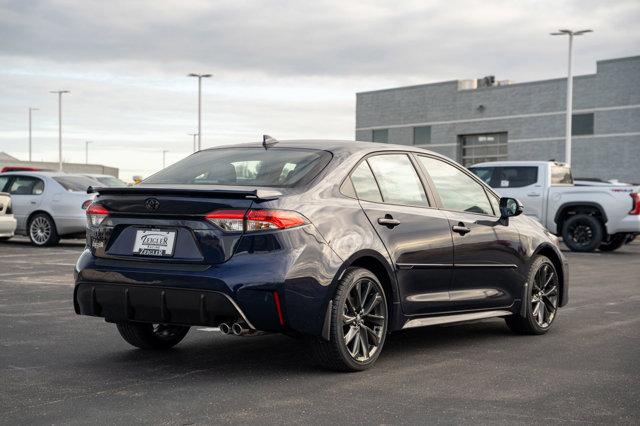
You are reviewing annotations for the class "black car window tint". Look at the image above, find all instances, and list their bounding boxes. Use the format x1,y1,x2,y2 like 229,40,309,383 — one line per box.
367,154,428,207
418,156,493,215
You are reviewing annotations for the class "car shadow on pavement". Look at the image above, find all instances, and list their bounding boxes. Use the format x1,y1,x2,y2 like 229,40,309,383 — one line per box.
77,319,514,379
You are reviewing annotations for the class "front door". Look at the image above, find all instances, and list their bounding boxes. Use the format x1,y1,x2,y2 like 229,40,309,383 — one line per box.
349,154,454,315
416,155,523,311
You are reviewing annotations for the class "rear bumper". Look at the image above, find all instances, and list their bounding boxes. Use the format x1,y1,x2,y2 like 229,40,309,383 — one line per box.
55,216,86,236
0,216,17,237
609,214,640,234
73,225,343,335
74,282,255,328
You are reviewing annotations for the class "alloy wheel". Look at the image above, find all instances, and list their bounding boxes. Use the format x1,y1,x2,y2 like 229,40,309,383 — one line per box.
30,216,51,245
531,263,559,328
342,279,386,363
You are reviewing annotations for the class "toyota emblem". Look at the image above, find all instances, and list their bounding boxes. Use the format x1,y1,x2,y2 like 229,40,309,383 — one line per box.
145,198,160,211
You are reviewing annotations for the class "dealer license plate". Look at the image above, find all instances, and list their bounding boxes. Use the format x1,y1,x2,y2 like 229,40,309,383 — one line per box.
132,229,177,257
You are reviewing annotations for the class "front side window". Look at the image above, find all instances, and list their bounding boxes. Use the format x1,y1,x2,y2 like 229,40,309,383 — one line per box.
0,176,9,192
8,176,45,195
367,154,428,207
551,165,573,185
418,156,493,215
471,166,539,188
350,162,382,203
145,148,331,188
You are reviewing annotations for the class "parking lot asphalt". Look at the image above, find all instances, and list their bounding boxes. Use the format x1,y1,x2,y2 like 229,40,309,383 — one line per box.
1,237,639,425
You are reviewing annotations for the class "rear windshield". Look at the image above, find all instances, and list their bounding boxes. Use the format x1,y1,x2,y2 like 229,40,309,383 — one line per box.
96,176,127,187
53,176,101,192
144,147,332,187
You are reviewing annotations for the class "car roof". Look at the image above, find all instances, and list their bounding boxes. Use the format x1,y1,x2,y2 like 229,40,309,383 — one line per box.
470,160,568,167
200,139,447,158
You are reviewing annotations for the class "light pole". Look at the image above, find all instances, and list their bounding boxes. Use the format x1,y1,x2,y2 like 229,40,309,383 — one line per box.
551,29,592,165
162,150,169,169
50,90,70,171
188,133,198,152
85,141,92,164
28,107,39,162
187,73,211,150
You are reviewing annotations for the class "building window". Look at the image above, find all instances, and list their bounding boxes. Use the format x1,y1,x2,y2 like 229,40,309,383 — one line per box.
413,126,431,145
372,129,389,143
459,132,508,166
572,113,594,136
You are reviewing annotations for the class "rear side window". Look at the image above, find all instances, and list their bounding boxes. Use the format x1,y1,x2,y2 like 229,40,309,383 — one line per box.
8,176,45,195
551,165,573,185
367,154,428,207
471,166,539,188
144,148,331,188
0,176,9,192
53,176,99,192
419,156,493,215
350,162,382,202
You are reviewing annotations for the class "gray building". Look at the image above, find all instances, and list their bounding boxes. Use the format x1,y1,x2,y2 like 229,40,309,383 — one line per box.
356,55,640,183
0,152,119,177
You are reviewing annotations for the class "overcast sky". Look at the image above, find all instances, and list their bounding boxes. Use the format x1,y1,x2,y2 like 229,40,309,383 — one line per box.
1,0,639,180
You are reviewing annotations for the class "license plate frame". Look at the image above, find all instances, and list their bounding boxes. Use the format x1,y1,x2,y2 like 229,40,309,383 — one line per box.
132,228,177,257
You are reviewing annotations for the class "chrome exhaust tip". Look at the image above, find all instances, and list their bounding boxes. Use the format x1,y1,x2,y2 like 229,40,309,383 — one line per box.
231,322,246,336
219,323,231,334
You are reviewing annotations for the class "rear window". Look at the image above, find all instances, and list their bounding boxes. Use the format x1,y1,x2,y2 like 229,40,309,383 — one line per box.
551,165,573,185
53,176,101,192
144,148,332,187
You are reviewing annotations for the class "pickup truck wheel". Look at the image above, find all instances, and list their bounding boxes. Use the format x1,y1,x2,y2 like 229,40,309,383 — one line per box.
506,255,559,335
599,234,627,252
116,323,190,350
562,214,603,252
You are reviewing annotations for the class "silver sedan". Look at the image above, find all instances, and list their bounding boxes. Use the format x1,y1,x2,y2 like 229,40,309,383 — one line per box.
0,172,96,246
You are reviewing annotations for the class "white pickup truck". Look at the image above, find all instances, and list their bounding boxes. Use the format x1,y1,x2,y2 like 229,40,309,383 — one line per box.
469,161,640,252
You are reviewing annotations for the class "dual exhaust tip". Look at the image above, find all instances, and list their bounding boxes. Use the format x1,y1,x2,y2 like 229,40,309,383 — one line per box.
219,321,253,336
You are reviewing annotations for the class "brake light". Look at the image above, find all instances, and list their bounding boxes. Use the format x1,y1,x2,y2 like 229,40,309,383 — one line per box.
630,193,640,215
81,200,92,210
86,203,109,227
205,209,307,232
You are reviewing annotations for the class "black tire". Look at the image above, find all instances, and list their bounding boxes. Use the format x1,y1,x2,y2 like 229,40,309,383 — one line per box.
598,234,627,252
311,267,388,372
116,323,190,350
506,255,560,335
28,213,60,247
562,214,603,252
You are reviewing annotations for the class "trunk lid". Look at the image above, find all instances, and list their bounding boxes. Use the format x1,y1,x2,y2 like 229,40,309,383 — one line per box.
88,185,281,264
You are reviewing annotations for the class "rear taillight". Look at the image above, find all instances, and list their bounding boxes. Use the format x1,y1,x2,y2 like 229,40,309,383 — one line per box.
630,193,640,215
86,203,109,227
81,200,92,210
205,209,307,232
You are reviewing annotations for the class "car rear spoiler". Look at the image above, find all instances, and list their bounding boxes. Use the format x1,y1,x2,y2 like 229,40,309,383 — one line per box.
87,185,282,201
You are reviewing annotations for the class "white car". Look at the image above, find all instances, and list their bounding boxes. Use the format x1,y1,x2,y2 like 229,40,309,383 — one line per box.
0,172,96,246
0,192,17,240
82,174,127,187
469,161,640,252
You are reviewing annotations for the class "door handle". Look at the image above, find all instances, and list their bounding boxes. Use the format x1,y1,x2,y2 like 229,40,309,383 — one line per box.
452,223,471,235
378,215,400,228
527,192,541,197
30,201,37,205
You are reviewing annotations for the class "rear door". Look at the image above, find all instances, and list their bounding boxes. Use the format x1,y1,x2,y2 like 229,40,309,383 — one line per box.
5,175,44,231
350,153,454,315
417,156,523,311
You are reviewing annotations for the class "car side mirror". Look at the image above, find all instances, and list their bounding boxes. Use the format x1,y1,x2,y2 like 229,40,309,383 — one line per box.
499,197,524,219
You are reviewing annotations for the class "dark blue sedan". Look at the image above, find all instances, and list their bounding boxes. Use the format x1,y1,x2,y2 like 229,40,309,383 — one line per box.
74,140,568,371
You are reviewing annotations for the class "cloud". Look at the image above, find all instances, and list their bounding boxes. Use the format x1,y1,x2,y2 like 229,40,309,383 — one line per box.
0,0,638,179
